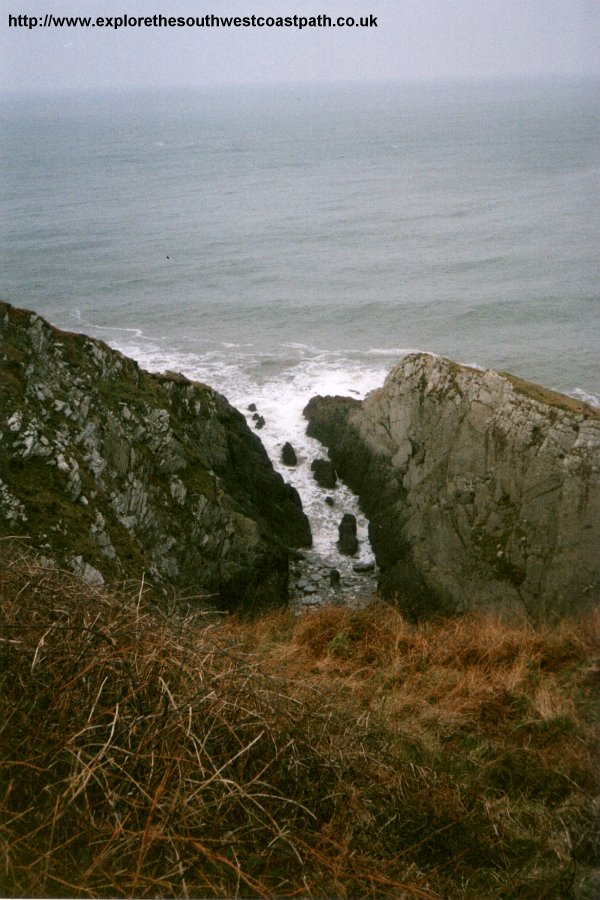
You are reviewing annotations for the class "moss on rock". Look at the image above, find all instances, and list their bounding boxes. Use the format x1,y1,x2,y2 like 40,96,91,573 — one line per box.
0,301,311,609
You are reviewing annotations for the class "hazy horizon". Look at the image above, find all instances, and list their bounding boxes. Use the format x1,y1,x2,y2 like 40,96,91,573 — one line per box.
2,1,599,95
2,72,599,102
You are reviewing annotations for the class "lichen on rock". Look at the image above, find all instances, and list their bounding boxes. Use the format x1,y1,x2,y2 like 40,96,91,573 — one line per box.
0,301,311,610
305,353,600,621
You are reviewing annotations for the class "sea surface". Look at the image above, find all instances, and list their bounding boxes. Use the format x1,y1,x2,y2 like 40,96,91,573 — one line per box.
2,79,599,569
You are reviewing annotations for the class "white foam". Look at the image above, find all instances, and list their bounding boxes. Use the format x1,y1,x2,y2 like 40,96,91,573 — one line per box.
570,387,600,408
66,312,147,341
96,328,600,570
365,346,422,357
105,333,394,569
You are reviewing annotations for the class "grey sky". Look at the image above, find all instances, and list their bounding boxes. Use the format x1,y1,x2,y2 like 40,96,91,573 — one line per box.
1,0,599,92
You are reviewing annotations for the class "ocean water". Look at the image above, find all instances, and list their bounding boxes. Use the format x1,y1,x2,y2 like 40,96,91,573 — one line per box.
1,79,599,568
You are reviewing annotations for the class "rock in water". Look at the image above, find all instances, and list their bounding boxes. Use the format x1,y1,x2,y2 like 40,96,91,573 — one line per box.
310,458,337,489
338,513,359,556
353,561,375,573
0,301,312,611
305,353,600,621
281,442,297,466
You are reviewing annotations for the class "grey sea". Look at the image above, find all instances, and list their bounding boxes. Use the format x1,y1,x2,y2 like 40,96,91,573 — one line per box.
2,78,599,563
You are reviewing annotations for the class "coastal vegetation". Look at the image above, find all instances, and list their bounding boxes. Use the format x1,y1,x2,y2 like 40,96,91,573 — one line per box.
1,544,598,898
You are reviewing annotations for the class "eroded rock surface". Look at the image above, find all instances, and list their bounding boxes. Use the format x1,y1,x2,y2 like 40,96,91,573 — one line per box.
0,302,311,610
305,353,600,621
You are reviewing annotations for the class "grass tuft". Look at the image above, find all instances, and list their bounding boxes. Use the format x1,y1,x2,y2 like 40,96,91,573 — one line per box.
1,545,598,898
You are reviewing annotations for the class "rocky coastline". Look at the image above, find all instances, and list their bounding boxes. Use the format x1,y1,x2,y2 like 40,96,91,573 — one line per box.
0,301,311,611
304,353,600,621
2,302,598,622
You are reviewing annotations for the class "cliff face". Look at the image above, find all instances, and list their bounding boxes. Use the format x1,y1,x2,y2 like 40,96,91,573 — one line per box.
305,353,600,621
0,302,311,609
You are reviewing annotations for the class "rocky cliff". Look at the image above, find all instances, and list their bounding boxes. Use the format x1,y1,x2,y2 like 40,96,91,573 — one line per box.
0,301,311,610
305,353,600,621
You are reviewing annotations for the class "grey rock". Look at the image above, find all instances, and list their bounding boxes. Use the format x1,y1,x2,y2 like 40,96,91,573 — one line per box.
0,301,312,611
0,479,27,524
305,353,600,621
70,556,105,587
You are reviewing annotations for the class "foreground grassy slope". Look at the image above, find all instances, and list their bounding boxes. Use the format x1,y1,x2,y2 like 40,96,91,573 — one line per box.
1,545,598,898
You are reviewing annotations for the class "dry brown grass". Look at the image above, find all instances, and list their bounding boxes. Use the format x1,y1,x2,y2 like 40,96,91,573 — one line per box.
1,544,598,898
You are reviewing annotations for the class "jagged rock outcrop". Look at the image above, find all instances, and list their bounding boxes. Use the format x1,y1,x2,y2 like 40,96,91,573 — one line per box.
0,302,311,610
305,353,600,621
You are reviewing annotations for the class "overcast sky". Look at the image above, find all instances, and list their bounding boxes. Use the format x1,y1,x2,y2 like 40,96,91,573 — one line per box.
1,0,599,93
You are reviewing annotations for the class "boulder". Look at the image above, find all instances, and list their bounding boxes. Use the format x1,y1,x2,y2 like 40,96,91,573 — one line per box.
281,442,297,466
311,458,337,489
338,513,359,556
305,353,600,621
0,301,312,611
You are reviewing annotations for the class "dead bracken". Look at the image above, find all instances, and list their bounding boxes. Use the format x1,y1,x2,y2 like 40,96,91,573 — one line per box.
0,543,598,898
